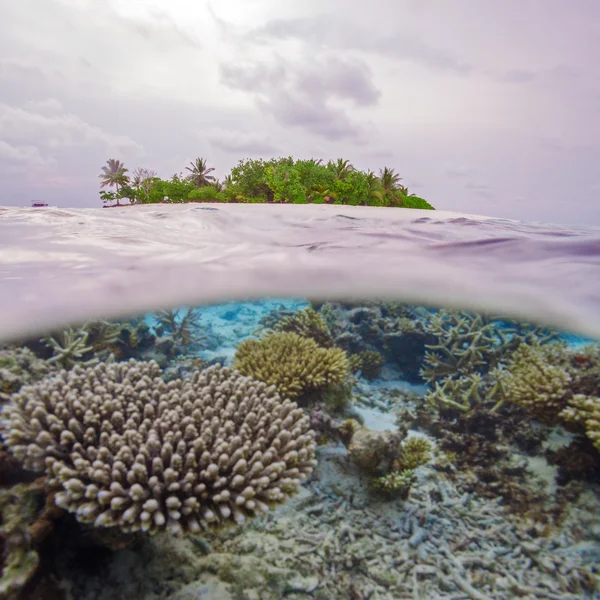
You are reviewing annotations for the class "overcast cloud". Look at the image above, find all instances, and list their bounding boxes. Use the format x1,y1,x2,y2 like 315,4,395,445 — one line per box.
0,0,598,225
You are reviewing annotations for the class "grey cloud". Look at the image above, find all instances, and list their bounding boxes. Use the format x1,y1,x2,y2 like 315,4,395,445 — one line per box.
249,17,472,73
257,91,361,140
0,102,144,157
220,62,287,93
124,9,202,49
0,140,56,172
209,131,280,155
220,55,379,140
24,98,63,113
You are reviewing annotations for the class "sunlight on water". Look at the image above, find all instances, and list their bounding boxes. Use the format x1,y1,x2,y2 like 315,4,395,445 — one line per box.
1,298,599,599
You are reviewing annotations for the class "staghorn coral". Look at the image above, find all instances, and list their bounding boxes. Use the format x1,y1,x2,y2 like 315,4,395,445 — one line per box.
1,361,316,536
424,372,484,413
154,308,205,353
420,311,502,382
493,343,572,424
233,332,349,401
372,437,432,499
372,470,416,497
420,310,559,384
41,328,99,370
272,307,334,348
560,394,600,451
392,436,432,472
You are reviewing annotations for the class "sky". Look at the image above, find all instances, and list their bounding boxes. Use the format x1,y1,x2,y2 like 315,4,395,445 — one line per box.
0,0,599,225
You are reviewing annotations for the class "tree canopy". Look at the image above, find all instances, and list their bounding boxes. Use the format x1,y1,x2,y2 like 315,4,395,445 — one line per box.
98,156,435,210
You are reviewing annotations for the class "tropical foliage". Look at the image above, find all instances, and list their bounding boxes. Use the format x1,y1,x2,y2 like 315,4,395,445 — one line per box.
98,157,435,210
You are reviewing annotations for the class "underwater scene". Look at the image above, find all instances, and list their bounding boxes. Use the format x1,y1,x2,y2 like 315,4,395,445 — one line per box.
1,298,600,600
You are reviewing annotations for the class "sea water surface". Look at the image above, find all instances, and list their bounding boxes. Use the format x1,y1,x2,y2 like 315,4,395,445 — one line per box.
0,203,600,341
1,204,600,600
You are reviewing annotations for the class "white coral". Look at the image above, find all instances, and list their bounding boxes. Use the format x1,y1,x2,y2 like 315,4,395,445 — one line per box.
1,360,316,535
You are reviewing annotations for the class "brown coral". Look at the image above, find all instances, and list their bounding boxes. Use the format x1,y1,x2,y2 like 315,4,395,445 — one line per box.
272,307,334,348
1,361,316,536
233,332,349,401
560,394,600,451
495,343,572,424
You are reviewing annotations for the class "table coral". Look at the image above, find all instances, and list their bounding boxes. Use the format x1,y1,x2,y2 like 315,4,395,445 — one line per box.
233,332,349,401
1,361,316,536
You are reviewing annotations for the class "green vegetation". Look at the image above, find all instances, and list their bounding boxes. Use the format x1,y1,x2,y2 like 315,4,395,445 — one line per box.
98,156,435,210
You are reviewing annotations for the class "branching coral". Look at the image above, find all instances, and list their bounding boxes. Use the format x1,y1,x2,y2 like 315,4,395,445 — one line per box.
420,310,558,384
393,436,433,472
424,373,484,413
560,395,600,451
420,311,502,382
492,343,572,424
373,437,432,498
42,327,98,370
154,308,206,353
233,332,349,401
372,470,416,496
353,350,385,380
272,307,334,348
1,361,317,536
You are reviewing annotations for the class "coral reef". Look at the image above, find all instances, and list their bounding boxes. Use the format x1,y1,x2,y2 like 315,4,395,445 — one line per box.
342,422,405,474
153,308,206,354
1,361,316,535
420,310,559,384
233,332,349,401
493,343,572,423
316,301,432,382
0,346,51,404
351,350,385,380
41,329,98,370
271,307,334,348
371,469,415,497
561,394,600,451
51,441,600,600
0,479,63,598
392,436,432,472
371,437,432,498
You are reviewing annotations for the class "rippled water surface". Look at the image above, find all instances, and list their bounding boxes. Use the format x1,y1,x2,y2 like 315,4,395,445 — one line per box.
1,205,600,599
1,204,600,340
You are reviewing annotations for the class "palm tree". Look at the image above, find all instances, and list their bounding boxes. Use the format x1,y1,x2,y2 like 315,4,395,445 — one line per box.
365,171,384,205
99,159,129,206
378,167,404,206
186,158,216,187
399,184,416,197
328,158,354,181
379,167,402,192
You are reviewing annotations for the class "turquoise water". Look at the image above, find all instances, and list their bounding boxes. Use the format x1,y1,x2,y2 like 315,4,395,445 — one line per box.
1,298,599,599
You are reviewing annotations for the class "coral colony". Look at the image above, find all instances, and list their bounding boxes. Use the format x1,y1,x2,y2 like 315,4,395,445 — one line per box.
1,302,599,598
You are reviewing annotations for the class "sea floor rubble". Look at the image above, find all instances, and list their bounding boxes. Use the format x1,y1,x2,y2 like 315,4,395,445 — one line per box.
58,443,600,600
